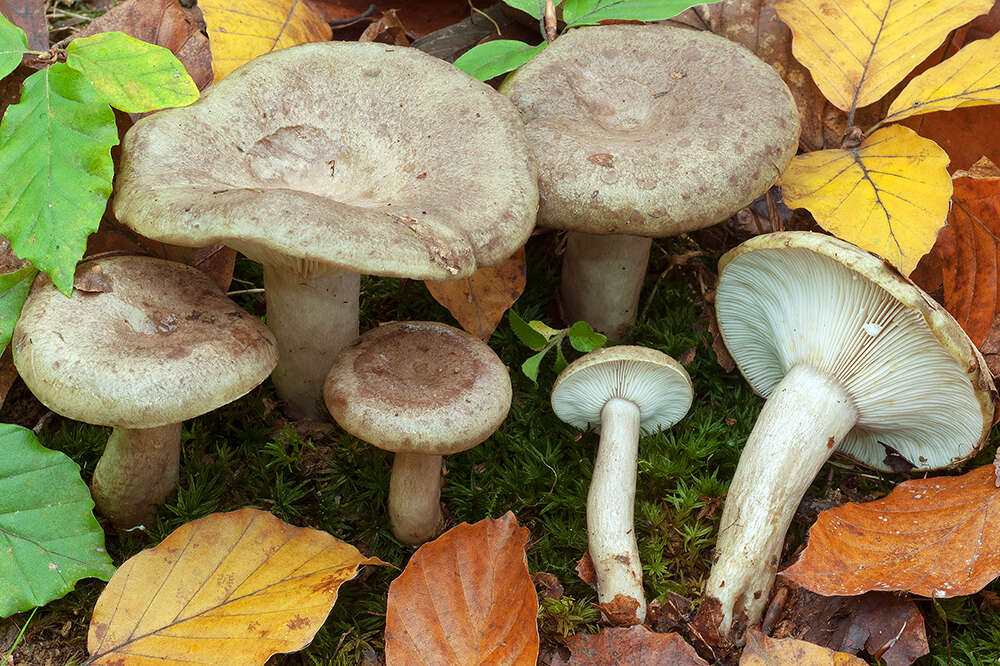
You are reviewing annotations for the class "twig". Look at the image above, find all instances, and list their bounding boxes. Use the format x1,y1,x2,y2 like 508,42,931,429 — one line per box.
226,288,265,296
469,0,501,37
328,4,376,28
544,0,557,42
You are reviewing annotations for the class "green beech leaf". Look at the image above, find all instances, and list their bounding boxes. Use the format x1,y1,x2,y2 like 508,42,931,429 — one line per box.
554,344,568,373
502,0,548,19
568,321,607,352
562,0,720,27
521,349,547,385
0,265,37,351
509,310,549,350
0,62,118,295
0,13,27,80
454,40,547,81
0,424,115,617
65,31,199,114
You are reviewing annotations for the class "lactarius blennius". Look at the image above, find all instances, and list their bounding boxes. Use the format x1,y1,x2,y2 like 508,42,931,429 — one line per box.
705,231,996,640
114,42,537,419
501,24,799,339
324,321,511,545
551,346,693,622
12,256,277,528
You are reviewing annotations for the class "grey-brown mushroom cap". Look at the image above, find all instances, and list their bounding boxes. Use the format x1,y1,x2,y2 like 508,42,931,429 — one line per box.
323,321,512,455
113,41,538,280
500,24,800,236
716,231,997,471
12,256,278,429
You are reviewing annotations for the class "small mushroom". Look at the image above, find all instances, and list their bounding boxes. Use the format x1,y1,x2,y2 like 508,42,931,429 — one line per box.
114,42,538,420
551,346,693,621
323,321,511,544
501,24,800,338
12,256,278,528
705,231,997,641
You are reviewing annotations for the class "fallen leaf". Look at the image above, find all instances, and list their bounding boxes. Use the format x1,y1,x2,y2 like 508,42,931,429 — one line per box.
770,580,929,666
384,512,539,665
311,0,489,38
773,0,992,114
358,9,410,45
199,0,332,81
0,424,115,618
909,158,1000,346
781,465,1000,599
884,32,1000,124
532,571,564,600
0,348,16,409
88,508,384,665
0,0,45,51
596,594,642,627
73,262,112,293
779,124,952,275
74,0,214,89
563,626,708,665
576,550,597,588
740,628,867,665
424,247,527,341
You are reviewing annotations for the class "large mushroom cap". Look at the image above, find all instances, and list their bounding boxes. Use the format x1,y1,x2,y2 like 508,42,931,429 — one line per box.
113,41,538,279
324,321,512,454
716,231,996,471
500,24,799,236
12,255,278,428
551,346,693,432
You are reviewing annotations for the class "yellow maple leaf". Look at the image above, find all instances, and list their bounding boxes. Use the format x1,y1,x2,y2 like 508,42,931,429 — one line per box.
200,0,332,81
780,125,951,275
883,31,1000,125
773,0,992,115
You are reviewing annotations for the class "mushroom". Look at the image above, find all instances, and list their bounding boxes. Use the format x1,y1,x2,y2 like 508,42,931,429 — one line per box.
323,321,511,544
114,41,538,419
705,231,997,640
500,24,800,339
550,346,693,621
12,255,278,528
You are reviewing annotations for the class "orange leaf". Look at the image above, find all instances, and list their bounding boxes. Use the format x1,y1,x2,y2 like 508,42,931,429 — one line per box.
773,0,992,114
424,247,527,341
781,465,1000,598
740,629,867,665
88,508,384,665
384,512,539,665
563,626,708,665
200,0,332,81
911,158,1000,346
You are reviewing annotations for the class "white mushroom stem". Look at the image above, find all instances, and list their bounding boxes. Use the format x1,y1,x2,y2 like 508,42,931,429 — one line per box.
561,232,652,340
389,453,444,545
589,397,646,621
90,423,182,528
705,364,858,640
263,266,360,420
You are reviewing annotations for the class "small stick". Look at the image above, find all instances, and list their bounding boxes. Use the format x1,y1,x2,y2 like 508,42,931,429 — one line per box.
544,0,557,42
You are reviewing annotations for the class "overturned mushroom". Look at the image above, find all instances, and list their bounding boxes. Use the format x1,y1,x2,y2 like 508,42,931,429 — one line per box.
324,321,511,544
551,346,693,622
706,231,996,641
12,256,277,527
501,24,799,339
114,41,538,419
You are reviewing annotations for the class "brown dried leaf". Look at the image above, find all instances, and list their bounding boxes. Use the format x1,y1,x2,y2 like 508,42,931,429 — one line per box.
770,580,929,666
563,626,708,665
74,0,213,89
0,0,45,51
596,594,642,627
73,263,112,293
782,465,1000,598
0,348,18,412
424,247,527,341
358,9,410,45
909,159,1000,346
740,629,868,665
576,550,597,589
384,512,539,665
311,0,489,39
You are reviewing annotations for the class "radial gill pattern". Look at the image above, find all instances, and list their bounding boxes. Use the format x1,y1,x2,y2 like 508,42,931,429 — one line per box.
716,247,983,470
